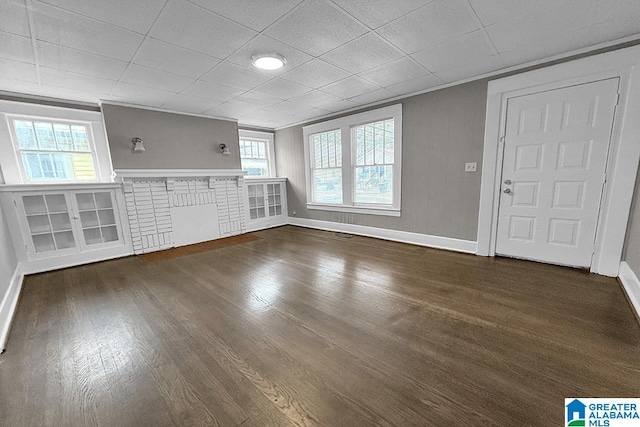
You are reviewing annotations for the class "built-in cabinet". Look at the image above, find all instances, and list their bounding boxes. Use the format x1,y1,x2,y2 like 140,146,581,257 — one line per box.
245,178,287,231
0,183,132,273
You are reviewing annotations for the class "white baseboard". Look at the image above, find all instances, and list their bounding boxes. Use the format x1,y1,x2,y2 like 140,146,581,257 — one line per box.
22,245,134,275
618,261,640,322
0,262,24,353
288,217,477,254
246,219,288,233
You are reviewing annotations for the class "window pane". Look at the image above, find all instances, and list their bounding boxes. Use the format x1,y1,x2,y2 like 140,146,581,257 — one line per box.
354,165,393,205
384,120,394,164
356,127,364,166
313,169,342,204
311,129,341,170
71,153,96,180
374,121,384,165
22,153,43,179
258,141,266,158
39,153,55,178
71,125,90,151
14,120,37,149
241,158,269,176
34,122,56,149
51,153,74,179
54,124,73,150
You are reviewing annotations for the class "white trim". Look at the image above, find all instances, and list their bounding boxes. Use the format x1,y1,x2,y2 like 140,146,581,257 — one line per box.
246,221,287,233
303,104,402,215
618,261,640,323
241,177,287,184
0,182,122,192
307,203,401,217
99,100,238,123
114,169,245,179
21,244,133,275
477,45,640,277
239,129,276,178
288,217,477,254
0,262,24,353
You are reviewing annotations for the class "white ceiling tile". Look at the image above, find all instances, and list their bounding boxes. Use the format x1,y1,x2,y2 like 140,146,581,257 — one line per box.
320,75,379,99
225,35,313,73
485,0,596,53
1,0,31,37
109,82,177,106
252,78,312,99
33,1,144,61
320,33,404,74
433,55,505,82
203,99,264,118
134,38,221,78
347,88,393,105
121,64,194,92
0,58,37,82
592,0,640,24
201,62,273,91
410,30,496,73
181,80,245,102
0,78,42,96
287,90,345,108
358,57,428,87
38,85,104,103
149,0,257,59
377,0,480,54
330,0,435,29
188,0,303,31
281,59,350,89
385,74,443,96
39,67,118,94
0,32,34,63
234,91,284,109
467,0,550,26
38,0,166,34
161,94,222,114
267,100,316,116
264,0,368,56
322,99,358,113
37,41,127,80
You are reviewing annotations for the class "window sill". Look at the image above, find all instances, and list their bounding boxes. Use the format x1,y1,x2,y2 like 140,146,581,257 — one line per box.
306,203,401,217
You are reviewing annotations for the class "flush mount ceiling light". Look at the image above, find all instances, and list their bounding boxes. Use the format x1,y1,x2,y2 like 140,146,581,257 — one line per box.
251,53,286,71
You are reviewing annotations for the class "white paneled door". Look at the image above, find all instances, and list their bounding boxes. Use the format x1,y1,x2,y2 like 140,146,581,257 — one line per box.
495,78,619,268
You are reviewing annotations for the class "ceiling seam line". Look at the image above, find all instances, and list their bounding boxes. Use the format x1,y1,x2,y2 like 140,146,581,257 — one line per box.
24,0,41,88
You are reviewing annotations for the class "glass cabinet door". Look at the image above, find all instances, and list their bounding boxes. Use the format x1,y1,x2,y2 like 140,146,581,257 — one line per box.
267,183,282,217
22,193,76,253
75,191,120,246
247,184,266,220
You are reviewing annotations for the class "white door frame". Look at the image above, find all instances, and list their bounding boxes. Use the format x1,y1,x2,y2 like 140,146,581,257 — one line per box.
477,45,640,277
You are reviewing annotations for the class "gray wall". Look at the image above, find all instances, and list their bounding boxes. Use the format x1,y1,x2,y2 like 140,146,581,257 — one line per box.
0,204,19,302
102,104,241,170
624,169,640,274
275,80,487,242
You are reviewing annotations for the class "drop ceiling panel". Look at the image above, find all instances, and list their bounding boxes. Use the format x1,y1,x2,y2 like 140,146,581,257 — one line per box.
287,90,344,108
330,0,435,29
384,74,443,96
467,0,548,26
33,1,144,61
1,0,31,37
225,35,313,71
358,57,428,87
347,88,393,105
411,30,496,73
37,41,128,80
377,0,480,54
320,33,404,74
188,0,303,31
150,0,257,59
121,64,194,92
252,78,312,99
0,58,37,82
201,62,273,91
134,38,221,78
0,78,41,96
204,99,264,118
181,80,245,102
434,55,505,83
161,94,222,114
281,59,350,89
39,85,106,103
264,0,368,56
40,67,118,94
0,32,34,63
320,75,380,99
38,0,167,34
110,82,177,106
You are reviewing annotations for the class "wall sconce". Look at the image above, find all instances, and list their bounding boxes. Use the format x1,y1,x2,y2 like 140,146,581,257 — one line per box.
219,143,230,156
132,137,145,152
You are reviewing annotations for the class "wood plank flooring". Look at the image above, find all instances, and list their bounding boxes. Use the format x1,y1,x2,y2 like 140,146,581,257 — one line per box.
1,225,639,426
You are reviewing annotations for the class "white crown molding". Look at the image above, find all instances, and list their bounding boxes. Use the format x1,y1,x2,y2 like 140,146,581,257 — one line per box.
0,182,122,192
99,100,238,123
114,169,246,179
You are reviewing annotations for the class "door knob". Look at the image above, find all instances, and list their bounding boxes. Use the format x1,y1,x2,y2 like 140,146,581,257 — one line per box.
504,188,512,194
504,179,512,185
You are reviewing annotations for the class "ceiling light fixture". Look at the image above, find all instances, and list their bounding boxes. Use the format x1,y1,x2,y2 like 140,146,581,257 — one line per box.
251,53,286,71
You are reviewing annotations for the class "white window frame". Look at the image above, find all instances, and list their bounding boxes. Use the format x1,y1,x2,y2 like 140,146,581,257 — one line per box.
303,104,402,217
0,100,113,185
238,129,276,178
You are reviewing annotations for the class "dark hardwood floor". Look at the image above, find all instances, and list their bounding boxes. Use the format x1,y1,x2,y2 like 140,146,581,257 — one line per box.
1,226,639,426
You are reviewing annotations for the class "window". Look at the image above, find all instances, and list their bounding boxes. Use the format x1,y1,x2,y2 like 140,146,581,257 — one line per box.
239,129,275,178
10,118,98,182
303,104,402,216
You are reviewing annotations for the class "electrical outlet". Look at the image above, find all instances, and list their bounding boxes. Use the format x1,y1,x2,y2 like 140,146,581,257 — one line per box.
465,162,477,172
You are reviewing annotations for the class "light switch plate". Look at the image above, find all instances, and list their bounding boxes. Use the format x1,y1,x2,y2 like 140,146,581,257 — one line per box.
465,162,477,172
